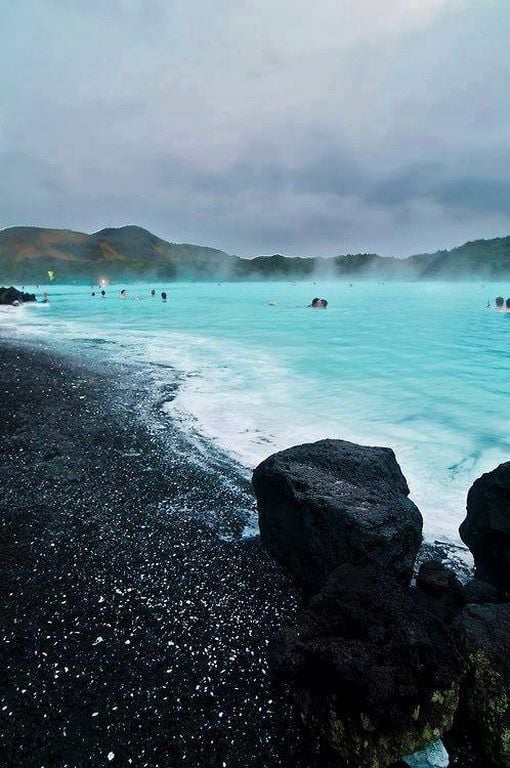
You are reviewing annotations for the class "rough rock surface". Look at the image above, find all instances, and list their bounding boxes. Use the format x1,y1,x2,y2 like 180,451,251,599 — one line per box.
454,603,510,768
0,285,36,304
416,561,461,596
415,561,465,620
252,439,423,594
272,564,463,768
460,462,510,596
461,578,501,605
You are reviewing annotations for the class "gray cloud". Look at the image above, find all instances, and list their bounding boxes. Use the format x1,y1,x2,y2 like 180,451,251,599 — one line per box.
1,0,510,256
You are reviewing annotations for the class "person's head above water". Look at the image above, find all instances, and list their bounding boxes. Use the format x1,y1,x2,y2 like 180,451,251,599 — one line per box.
506,298,510,309
311,297,328,308
101,290,106,297
161,291,167,301
496,296,504,308
151,289,156,296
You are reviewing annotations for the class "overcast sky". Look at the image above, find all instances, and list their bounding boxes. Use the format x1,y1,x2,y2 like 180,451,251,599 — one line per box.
1,0,510,257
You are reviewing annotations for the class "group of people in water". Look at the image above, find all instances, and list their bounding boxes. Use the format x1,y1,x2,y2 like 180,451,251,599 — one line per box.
268,296,329,308
91,286,326,308
491,296,510,311
91,288,168,302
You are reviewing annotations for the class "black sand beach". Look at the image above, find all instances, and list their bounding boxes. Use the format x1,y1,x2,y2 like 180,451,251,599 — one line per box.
0,341,304,767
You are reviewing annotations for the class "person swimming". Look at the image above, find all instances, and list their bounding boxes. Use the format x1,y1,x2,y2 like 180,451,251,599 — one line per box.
119,289,127,299
91,291,96,297
41,292,48,304
495,296,504,309
505,298,510,313
161,291,167,302
101,289,106,298
150,289,156,297
309,297,328,308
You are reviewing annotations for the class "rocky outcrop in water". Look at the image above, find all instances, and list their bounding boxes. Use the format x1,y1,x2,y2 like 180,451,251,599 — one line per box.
272,564,462,768
454,603,510,768
0,286,36,305
252,439,423,594
460,462,510,597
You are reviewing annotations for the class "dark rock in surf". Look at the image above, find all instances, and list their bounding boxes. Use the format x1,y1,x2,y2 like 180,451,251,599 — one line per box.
272,564,463,768
459,462,510,596
0,286,36,305
252,439,423,594
416,560,459,595
415,560,465,621
461,578,501,605
454,603,510,767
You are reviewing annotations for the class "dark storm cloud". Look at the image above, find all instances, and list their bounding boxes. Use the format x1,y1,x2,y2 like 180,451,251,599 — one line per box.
1,0,510,256
369,169,510,216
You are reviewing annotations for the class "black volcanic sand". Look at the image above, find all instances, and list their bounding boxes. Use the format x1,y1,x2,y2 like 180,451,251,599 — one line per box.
0,342,305,768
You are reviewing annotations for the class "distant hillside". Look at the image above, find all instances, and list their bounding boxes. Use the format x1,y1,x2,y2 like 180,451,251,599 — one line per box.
407,237,510,278
1,225,510,282
0,225,238,283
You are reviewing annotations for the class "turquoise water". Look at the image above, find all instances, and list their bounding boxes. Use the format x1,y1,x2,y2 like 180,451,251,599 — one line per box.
3,280,510,544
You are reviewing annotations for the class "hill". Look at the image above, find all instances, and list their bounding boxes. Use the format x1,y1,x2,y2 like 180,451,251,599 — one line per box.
0,225,238,283
407,237,510,278
2,226,510,282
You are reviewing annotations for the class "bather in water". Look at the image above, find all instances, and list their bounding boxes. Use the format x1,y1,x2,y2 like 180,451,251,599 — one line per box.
309,297,328,308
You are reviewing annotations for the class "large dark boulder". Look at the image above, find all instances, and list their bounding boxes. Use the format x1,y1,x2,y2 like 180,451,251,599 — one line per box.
459,462,510,596
0,286,36,305
252,439,423,594
273,564,463,768
454,603,510,767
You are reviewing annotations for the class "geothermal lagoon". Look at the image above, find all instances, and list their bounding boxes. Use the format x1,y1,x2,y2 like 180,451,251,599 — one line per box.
5,278,510,546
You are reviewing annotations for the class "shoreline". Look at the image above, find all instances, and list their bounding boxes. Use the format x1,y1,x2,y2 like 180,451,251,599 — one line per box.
0,340,304,767
0,336,477,767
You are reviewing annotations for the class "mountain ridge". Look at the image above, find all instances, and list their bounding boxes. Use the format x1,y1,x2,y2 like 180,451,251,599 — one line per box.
2,225,510,282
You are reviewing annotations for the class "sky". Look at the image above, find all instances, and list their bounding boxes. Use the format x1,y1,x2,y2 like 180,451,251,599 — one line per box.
1,0,510,257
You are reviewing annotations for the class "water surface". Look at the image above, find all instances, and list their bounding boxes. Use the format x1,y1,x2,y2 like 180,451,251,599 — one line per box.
4,279,510,543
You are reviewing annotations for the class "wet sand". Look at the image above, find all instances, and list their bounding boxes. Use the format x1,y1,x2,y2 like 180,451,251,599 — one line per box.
0,342,304,767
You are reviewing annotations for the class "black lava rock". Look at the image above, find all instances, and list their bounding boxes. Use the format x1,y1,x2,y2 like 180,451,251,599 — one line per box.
273,564,463,767
0,286,36,304
252,439,423,594
461,578,501,605
416,560,459,595
454,603,510,767
415,560,465,620
459,462,510,597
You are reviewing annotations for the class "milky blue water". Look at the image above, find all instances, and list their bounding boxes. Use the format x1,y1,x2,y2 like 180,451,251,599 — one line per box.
3,280,510,545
